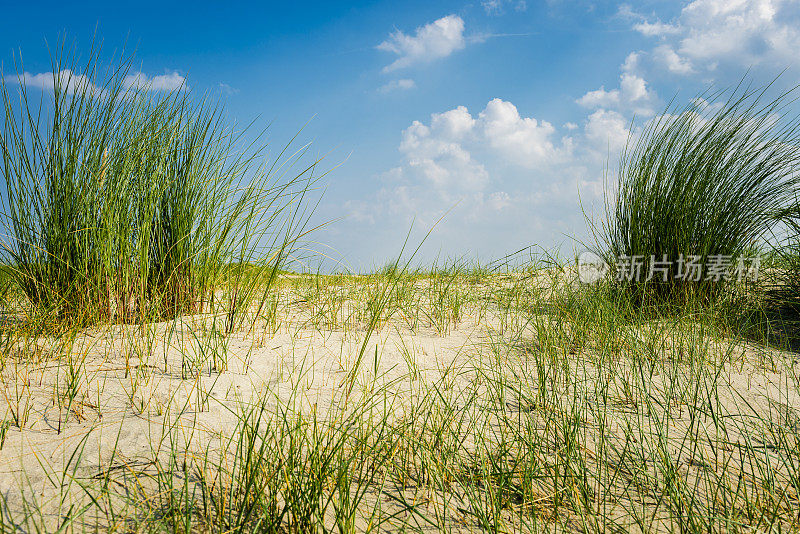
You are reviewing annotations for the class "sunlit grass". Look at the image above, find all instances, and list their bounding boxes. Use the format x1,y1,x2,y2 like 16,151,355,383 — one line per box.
602,81,800,305
1,46,317,327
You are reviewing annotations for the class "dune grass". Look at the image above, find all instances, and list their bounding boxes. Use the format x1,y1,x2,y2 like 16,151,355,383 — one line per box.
1,47,317,327
602,82,800,305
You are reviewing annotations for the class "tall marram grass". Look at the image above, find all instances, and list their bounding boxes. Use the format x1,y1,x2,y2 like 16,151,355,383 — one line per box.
1,47,316,325
602,82,800,304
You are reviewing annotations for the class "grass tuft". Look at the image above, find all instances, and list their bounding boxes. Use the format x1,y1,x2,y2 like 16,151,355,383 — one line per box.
1,45,316,326
602,80,800,305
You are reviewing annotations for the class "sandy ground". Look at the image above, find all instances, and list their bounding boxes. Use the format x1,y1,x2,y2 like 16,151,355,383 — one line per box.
0,275,798,531
0,297,491,524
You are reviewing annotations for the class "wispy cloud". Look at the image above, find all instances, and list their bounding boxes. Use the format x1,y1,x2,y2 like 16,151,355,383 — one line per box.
378,78,416,93
123,71,187,91
632,20,680,37
482,0,527,16
218,82,239,95
377,15,467,72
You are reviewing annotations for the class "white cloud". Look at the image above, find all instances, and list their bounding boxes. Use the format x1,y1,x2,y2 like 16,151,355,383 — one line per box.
430,105,476,139
399,118,488,193
124,71,187,91
633,0,800,70
577,72,657,115
21,69,103,96
378,78,417,93
633,20,680,37
652,45,694,74
679,0,784,63
584,109,632,155
482,0,527,15
378,15,467,72
388,98,577,203
479,98,569,167
577,86,620,109
621,52,641,74
337,97,631,263
20,68,187,98
620,72,651,102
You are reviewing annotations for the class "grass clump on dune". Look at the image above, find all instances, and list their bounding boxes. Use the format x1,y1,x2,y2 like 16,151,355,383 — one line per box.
602,82,800,305
0,46,317,326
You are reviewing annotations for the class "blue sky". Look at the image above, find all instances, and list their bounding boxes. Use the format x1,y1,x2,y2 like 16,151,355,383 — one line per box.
2,0,799,270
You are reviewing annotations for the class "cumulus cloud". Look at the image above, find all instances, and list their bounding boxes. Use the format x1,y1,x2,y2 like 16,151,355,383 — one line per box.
577,86,619,108
378,78,416,93
340,96,633,262
479,98,568,167
396,99,572,197
577,72,657,116
378,15,467,72
583,109,632,155
399,115,489,193
576,52,658,116
653,45,694,74
633,0,800,72
367,98,584,222
430,105,476,139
